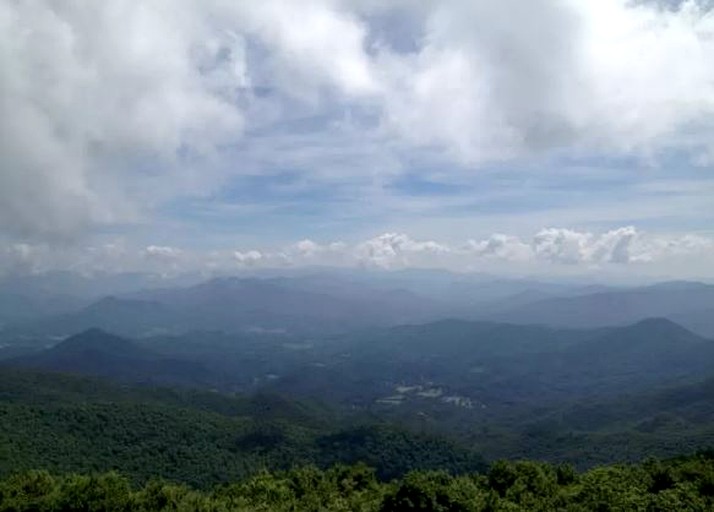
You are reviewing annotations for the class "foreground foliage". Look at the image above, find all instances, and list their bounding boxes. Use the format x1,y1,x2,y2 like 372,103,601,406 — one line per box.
1,452,713,511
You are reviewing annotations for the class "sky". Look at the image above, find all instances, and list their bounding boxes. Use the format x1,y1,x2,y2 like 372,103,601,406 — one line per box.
1,0,713,280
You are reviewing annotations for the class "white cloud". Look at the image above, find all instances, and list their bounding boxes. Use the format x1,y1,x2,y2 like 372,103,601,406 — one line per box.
234,250,264,267
232,1,378,99
1,0,713,245
377,0,714,161
588,226,639,264
144,245,183,260
532,228,592,264
356,233,449,268
531,226,640,264
284,240,349,267
293,239,322,257
140,245,186,276
466,234,533,262
291,239,346,257
1,227,713,279
0,0,248,239
633,232,714,262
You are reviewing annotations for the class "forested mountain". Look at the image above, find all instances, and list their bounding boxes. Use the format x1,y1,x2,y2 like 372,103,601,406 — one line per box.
473,374,714,465
266,317,714,408
0,369,485,488
4,329,212,387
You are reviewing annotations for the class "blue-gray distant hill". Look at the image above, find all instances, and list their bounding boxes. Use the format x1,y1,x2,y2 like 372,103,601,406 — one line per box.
488,281,714,337
3,276,447,339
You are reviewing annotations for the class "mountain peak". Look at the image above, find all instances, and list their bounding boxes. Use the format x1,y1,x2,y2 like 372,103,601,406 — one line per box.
56,328,142,356
629,317,693,335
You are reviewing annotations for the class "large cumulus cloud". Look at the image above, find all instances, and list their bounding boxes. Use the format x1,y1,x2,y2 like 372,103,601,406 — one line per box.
379,0,714,160
0,0,247,238
531,226,639,264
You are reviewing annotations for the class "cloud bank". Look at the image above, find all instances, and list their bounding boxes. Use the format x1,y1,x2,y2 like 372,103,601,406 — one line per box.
3,228,713,279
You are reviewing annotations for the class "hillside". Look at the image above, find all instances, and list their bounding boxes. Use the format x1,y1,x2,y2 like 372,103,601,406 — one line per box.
4,329,212,387
488,374,714,466
266,317,714,410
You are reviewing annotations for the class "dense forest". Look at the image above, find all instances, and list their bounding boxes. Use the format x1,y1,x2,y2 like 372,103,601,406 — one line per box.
0,369,485,488
2,452,713,511
1,369,713,510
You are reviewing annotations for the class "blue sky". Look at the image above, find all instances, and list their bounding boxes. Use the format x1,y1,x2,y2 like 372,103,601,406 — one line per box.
1,0,713,279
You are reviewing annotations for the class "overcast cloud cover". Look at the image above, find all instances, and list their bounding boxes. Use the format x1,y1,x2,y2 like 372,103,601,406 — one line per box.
1,0,713,279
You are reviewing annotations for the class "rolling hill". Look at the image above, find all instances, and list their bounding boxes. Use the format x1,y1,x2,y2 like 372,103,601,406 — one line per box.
3,328,212,387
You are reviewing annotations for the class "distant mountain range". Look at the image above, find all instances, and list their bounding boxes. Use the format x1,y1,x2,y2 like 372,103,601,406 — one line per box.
0,270,202,329
485,280,714,337
3,272,713,342
1,275,451,339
